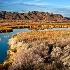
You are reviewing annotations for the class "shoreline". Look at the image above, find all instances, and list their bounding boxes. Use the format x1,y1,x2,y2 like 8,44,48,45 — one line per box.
0,23,70,33
1,30,70,70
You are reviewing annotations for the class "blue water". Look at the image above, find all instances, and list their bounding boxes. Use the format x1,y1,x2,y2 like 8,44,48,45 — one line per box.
0,28,70,64
39,28,70,31
0,29,30,64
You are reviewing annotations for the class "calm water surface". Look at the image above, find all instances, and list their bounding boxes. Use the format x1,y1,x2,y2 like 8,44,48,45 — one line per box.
0,28,70,63
0,29,30,63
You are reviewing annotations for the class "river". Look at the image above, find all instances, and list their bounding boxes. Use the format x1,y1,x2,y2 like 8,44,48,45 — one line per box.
0,29,30,64
0,28,70,64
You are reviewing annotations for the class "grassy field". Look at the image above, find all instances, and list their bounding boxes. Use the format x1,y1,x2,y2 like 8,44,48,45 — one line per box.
0,22,70,33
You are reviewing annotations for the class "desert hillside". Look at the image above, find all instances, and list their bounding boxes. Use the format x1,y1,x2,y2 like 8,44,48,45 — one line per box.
0,11,69,22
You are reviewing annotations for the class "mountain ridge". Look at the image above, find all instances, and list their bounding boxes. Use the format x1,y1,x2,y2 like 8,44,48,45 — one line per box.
0,11,69,22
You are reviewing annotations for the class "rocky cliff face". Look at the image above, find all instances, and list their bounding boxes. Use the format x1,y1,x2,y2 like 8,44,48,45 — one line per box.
3,30,70,70
0,11,69,22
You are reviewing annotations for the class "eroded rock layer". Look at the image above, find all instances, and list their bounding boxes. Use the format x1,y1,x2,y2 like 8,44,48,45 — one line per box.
0,11,69,22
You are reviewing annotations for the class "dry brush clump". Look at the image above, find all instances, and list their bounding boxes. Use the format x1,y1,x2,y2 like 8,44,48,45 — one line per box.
4,30,70,70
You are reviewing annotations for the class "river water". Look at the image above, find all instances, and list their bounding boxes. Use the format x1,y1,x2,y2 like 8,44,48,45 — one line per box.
0,29,30,64
0,28,70,63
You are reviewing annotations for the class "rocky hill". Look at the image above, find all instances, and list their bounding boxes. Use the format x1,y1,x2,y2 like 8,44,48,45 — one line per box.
0,11,69,22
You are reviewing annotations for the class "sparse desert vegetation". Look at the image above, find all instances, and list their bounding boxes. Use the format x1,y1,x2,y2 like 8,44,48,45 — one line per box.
1,30,69,70
0,23,70,33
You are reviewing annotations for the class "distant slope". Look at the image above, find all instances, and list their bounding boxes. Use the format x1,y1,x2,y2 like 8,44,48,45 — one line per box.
0,11,69,22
